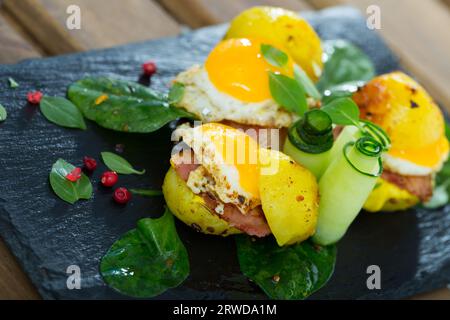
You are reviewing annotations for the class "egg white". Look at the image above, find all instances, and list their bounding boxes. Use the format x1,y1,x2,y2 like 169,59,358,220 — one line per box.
173,124,260,214
174,65,301,128
383,152,448,176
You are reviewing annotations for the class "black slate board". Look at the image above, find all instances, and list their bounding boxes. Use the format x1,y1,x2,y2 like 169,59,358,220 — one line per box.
0,6,449,300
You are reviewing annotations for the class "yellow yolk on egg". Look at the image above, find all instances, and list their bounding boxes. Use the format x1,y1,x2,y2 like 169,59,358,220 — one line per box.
205,38,294,103
200,123,261,198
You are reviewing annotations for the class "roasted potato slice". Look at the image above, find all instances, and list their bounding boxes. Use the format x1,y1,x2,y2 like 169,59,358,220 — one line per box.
162,167,241,236
259,149,319,246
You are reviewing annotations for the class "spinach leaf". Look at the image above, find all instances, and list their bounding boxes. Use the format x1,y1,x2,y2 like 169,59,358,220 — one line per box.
236,235,336,300
40,96,86,130
321,97,360,126
0,104,6,122
261,44,289,68
294,65,321,101
130,189,163,197
317,40,375,92
168,82,185,105
322,80,366,104
49,159,92,204
101,151,145,175
100,209,190,298
68,77,195,133
269,72,307,116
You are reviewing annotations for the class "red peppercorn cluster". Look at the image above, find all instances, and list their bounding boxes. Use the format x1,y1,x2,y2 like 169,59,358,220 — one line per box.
142,61,157,77
27,91,43,104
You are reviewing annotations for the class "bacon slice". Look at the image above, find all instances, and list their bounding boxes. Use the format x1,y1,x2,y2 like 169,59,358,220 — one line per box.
381,170,433,201
202,193,271,237
172,153,271,237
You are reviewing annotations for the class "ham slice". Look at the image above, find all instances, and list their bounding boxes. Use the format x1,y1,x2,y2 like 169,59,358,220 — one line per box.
172,153,271,237
381,170,433,202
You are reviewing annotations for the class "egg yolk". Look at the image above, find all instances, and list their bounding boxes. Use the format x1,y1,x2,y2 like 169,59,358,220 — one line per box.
205,38,294,103
389,136,449,169
201,123,261,198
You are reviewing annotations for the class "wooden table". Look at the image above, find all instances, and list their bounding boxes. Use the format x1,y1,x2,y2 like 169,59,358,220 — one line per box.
0,0,449,300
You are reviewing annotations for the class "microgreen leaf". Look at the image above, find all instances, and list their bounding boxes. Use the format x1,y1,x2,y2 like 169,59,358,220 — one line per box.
168,82,185,105
236,235,336,300
0,104,7,122
321,97,361,127
130,189,163,197
269,72,307,116
49,159,92,204
261,44,289,68
101,151,145,175
294,64,321,100
40,96,86,130
8,77,19,88
100,209,190,298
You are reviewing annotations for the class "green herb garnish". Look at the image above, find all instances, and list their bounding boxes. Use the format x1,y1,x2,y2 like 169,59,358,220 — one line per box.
40,96,86,130
49,159,92,204
294,65,321,101
317,40,375,93
269,72,307,116
68,77,195,133
0,104,6,122
321,97,360,126
8,77,19,88
236,235,336,300
130,189,163,197
261,44,289,68
100,209,189,298
101,151,145,175
168,82,185,105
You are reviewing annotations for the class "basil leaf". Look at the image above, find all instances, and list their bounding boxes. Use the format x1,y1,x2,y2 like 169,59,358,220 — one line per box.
236,235,336,300
269,72,307,116
168,82,185,105
261,44,288,68
100,209,190,298
321,97,360,126
445,122,450,141
40,96,86,130
49,159,92,204
68,77,195,133
322,80,366,104
8,77,19,88
294,65,321,100
317,40,375,92
0,104,6,122
101,151,145,175
130,189,163,197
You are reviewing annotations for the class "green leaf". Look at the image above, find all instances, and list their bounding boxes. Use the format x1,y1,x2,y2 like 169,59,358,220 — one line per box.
130,189,163,197
8,77,19,88
49,159,92,204
101,151,145,175
423,180,450,209
168,82,185,105
294,65,321,100
100,209,190,298
322,80,366,104
236,235,336,300
0,104,7,122
261,44,289,68
317,40,375,92
445,122,450,141
321,97,360,126
40,96,87,130
269,72,307,116
68,77,195,133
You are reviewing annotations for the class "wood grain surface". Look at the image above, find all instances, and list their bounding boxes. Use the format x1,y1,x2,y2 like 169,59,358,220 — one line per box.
0,0,448,300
